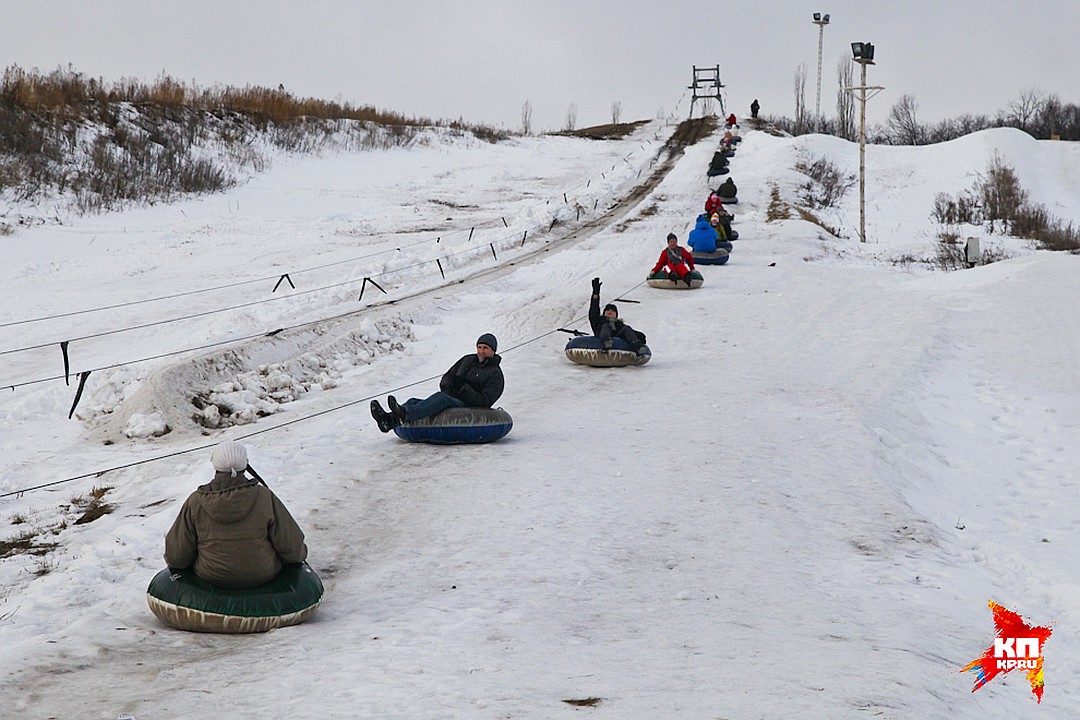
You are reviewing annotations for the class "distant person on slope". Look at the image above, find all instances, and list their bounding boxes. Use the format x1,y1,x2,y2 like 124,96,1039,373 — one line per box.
726,113,738,127
705,190,724,215
688,214,721,253
750,99,760,119
717,177,737,200
371,334,505,432
164,440,308,589
710,211,734,242
589,277,647,355
651,233,696,286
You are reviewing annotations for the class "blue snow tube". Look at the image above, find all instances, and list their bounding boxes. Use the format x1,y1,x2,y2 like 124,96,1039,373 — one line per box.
692,249,730,265
146,562,323,634
393,406,513,444
564,336,651,367
706,166,729,177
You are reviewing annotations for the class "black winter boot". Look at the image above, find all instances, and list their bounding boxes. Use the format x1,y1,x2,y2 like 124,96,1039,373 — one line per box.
370,400,396,433
387,395,407,422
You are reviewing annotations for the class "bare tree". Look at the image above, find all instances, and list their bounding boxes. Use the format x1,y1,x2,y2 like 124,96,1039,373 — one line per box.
521,100,533,135
1003,88,1046,133
793,63,809,134
564,102,578,131
835,57,856,141
610,100,622,124
887,94,922,145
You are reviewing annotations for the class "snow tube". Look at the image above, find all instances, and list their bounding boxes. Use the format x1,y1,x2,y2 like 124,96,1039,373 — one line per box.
147,562,323,634
393,406,512,444
706,166,729,177
692,249,730,265
564,336,651,367
717,196,738,204
646,270,704,289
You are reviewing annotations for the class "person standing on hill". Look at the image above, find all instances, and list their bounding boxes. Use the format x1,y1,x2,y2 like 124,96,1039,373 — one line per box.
589,277,647,355
371,334,505,432
651,233,696,286
750,99,760,119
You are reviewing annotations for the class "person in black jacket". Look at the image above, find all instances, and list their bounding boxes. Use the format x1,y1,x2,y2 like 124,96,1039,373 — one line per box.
589,278,647,354
716,177,738,200
370,333,505,432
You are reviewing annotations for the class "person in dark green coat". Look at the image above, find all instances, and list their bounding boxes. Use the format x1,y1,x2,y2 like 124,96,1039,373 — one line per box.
164,441,308,589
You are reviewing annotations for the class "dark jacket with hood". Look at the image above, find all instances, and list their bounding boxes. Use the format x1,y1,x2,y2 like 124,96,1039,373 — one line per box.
440,353,505,407
164,472,308,589
589,294,646,348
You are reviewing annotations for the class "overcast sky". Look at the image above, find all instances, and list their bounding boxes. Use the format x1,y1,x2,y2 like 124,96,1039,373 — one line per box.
2,1,1077,133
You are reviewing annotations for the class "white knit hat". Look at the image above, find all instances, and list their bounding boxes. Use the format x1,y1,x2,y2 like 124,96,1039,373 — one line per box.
211,440,248,476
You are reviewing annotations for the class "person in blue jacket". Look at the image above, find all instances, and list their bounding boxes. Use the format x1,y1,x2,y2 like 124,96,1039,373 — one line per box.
688,213,719,253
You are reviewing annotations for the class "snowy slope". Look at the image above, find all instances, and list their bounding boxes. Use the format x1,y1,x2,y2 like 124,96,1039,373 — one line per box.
2,119,1079,719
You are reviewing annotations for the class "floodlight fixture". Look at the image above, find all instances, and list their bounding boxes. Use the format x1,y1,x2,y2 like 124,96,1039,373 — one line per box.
851,42,875,61
813,12,821,21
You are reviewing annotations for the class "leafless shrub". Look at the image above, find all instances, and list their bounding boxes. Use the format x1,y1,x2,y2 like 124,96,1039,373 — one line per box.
930,191,980,225
931,156,1079,253
796,154,855,209
521,100,533,135
981,155,1027,230
934,236,968,271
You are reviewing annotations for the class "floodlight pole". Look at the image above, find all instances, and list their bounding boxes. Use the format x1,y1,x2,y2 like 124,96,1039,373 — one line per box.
845,47,883,243
812,13,830,132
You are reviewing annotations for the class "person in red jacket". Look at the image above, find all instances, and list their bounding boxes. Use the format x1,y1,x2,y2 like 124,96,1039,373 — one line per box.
651,233,695,286
705,190,723,215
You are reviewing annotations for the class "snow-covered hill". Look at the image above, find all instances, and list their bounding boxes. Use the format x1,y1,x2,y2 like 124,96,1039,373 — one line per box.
2,119,1078,718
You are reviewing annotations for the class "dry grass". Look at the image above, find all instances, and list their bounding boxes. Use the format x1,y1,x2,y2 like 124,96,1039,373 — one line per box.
0,64,511,217
70,485,115,525
0,529,58,559
551,120,650,140
797,208,842,238
766,184,791,222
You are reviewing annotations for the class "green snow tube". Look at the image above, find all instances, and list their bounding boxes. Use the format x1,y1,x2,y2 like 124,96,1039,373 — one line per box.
147,562,324,633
